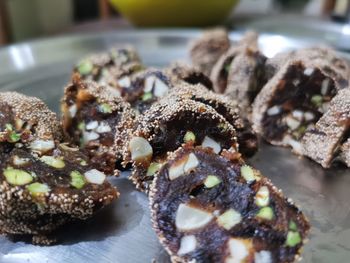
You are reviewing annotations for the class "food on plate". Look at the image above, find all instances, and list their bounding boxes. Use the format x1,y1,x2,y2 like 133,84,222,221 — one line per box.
302,88,350,168
252,59,346,155
165,61,213,90
117,98,239,193
0,92,118,244
190,28,230,76
61,76,135,175
168,83,258,157
150,146,310,263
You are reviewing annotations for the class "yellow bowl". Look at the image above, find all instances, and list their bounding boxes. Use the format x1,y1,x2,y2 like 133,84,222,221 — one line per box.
110,0,239,27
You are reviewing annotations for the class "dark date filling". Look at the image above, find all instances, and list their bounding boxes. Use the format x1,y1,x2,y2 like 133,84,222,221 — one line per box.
262,64,337,143
153,148,309,262
217,56,235,94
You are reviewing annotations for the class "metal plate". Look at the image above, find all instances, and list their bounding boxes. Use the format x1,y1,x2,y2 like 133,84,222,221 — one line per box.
0,30,349,263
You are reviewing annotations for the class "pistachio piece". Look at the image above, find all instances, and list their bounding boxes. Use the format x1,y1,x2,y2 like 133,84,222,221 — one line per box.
84,169,106,185
40,156,65,169
256,207,274,220
217,209,241,230
255,186,270,207
146,162,161,177
201,136,221,154
204,175,221,188
240,165,255,183
129,136,153,163
311,95,323,107
26,182,50,196
3,167,33,186
80,160,88,166
184,131,196,143
175,203,213,231
142,92,153,101
178,235,197,255
99,103,112,114
286,231,302,247
78,122,85,130
289,221,298,231
77,60,93,75
14,119,24,130
70,170,86,189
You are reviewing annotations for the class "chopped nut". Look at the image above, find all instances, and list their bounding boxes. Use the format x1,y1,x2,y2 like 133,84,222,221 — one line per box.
303,67,314,76
29,139,55,153
267,106,281,116
129,136,153,163
12,155,30,166
286,231,302,247
153,78,169,97
26,182,50,196
169,157,187,180
204,175,221,188
86,121,99,130
286,116,300,130
59,143,79,152
40,156,65,169
175,203,213,231
256,207,274,220
304,112,315,121
311,95,323,107
117,76,131,87
68,104,77,118
183,153,199,173
14,119,24,130
289,221,298,231
201,136,221,154
142,92,153,101
184,131,196,143
78,122,85,130
146,162,161,176
77,60,93,75
99,103,112,114
255,186,270,207
80,160,87,166
254,250,272,263
321,78,330,95
292,110,303,121
84,169,106,185
144,75,156,92
217,209,241,230
83,131,100,143
96,122,112,133
3,167,33,186
178,235,197,255
240,165,255,183
227,239,251,263
70,170,86,189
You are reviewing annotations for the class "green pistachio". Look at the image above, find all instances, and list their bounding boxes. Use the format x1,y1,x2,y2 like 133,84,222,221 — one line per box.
224,63,231,73
99,103,112,114
289,220,298,231
286,231,302,247
256,206,274,220
240,165,255,183
217,208,241,230
78,122,85,131
5,123,13,131
3,167,33,185
142,92,153,101
204,175,221,188
70,170,86,189
80,160,88,166
311,95,323,107
146,162,161,176
77,60,93,75
184,131,196,143
40,156,65,169
26,182,50,195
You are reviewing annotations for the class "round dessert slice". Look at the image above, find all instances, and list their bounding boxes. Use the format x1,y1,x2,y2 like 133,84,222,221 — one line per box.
168,83,258,157
190,28,230,76
117,98,238,193
0,92,63,155
150,146,310,263
0,139,118,245
301,88,350,168
73,45,142,85
61,76,135,175
339,137,350,167
165,62,213,90
252,59,347,154
210,31,261,94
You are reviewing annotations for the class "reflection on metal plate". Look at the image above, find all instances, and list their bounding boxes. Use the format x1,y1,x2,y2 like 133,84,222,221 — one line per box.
0,30,349,263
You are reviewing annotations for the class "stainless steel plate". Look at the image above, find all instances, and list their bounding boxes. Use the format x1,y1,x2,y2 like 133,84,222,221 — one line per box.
0,30,349,263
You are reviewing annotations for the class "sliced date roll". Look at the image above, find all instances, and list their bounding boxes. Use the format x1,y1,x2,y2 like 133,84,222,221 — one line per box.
0,92,63,155
339,138,350,167
252,59,346,154
165,62,213,90
210,31,261,94
62,76,135,175
118,98,239,193
302,88,350,168
190,28,230,76
168,83,258,157
73,45,142,85
0,143,118,245
150,146,310,263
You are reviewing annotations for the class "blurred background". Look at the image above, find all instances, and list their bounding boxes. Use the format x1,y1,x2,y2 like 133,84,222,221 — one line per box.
0,0,350,50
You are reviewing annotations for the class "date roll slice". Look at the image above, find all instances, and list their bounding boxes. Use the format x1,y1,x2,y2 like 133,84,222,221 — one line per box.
302,88,350,168
0,143,118,245
190,28,231,76
0,92,62,155
150,146,310,263
118,98,238,193
73,45,142,85
62,76,135,175
252,59,346,154
168,83,258,157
